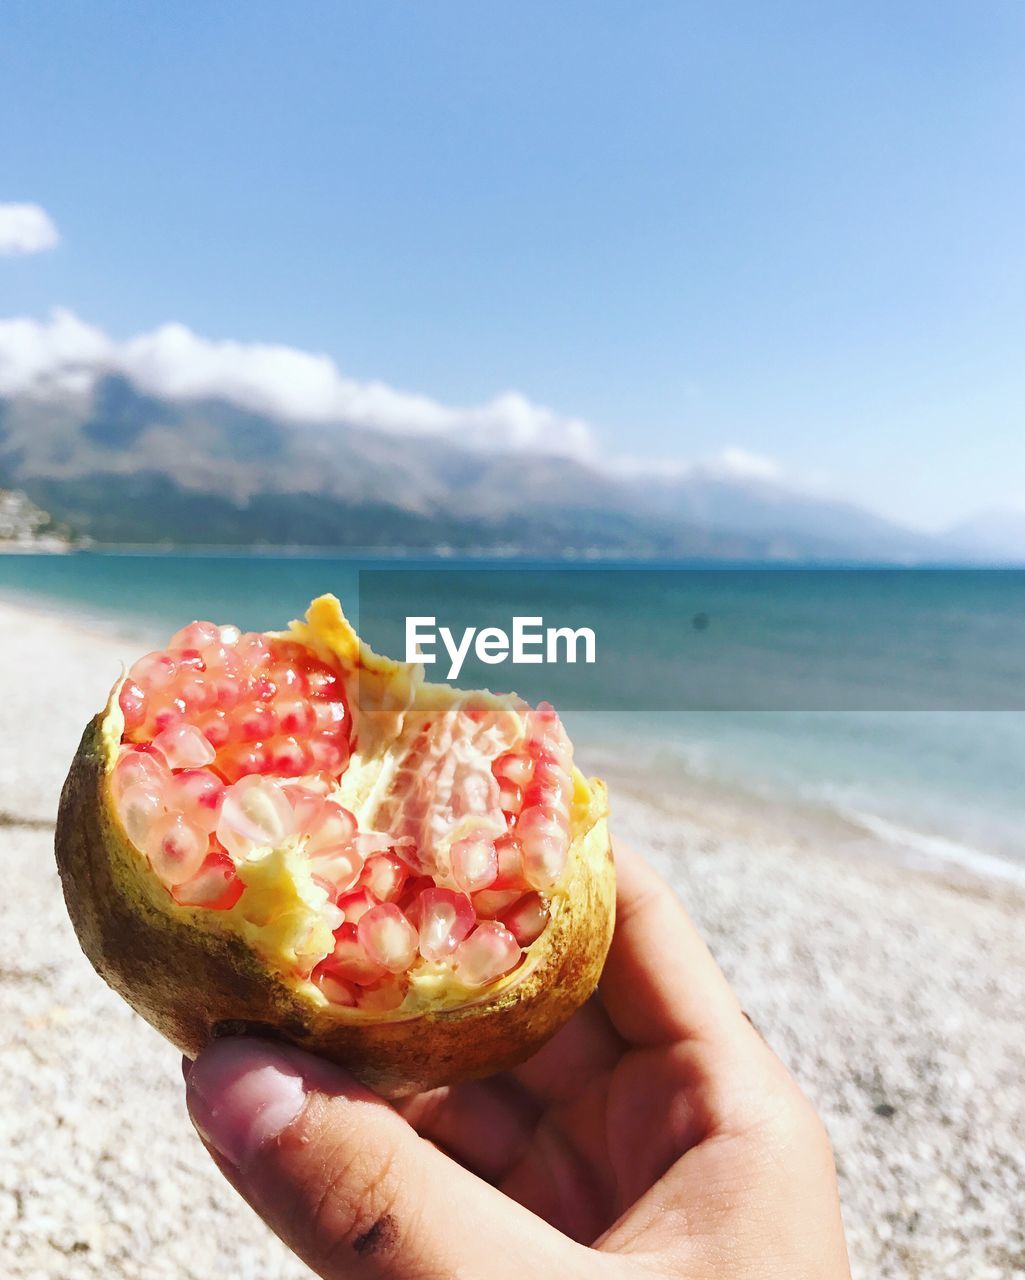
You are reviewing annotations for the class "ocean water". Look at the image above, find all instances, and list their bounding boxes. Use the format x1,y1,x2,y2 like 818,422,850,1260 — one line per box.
2,551,1024,882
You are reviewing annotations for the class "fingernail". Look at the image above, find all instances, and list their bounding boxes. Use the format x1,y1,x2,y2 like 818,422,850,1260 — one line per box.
186,1039,307,1170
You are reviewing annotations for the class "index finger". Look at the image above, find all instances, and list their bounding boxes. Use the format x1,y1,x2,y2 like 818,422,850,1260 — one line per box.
599,840,750,1050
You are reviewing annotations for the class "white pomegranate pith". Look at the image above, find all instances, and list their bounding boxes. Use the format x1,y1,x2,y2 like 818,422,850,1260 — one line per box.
112,619,572,1012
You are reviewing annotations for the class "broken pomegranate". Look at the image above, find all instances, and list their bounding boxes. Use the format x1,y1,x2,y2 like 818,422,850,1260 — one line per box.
55,594,614,1095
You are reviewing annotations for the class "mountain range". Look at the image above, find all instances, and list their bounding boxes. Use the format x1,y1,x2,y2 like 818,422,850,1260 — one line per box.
0,374,1019,561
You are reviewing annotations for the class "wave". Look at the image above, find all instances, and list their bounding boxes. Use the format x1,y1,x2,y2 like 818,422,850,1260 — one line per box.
839,806,1025,886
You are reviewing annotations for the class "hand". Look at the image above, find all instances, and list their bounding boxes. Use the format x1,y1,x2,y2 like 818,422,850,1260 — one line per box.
184,844,851,1278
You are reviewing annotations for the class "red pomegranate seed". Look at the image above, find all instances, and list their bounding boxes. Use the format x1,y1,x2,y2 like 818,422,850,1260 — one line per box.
357,852,408,903
172,648,207,673
451,833,499,893
113,746,171,799
129,651,177,691
311,964,359,1007
166,769,225,834
500,892,550,946
336,887,376,924
492,750,533,788
169,621,220,651
153,723,216,770
492,834,527,888
144,811,209,886
276,698,315,735
266,735,312,776
322,924,388,985
117,783,166,847
452,921,521,988
417,887,474,961
471,887,523,919
216,742,270,781
358,903,418,972
234,705,276,742
118,680,147,732
216,775,296,858
171,851,244,910
196,709,231,749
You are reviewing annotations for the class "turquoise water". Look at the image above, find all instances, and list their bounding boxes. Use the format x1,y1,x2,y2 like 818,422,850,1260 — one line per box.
3,551,1024,879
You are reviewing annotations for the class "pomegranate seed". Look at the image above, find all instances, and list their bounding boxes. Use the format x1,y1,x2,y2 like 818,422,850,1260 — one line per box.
271,662,308,696
312,966,359,1006
312,700,347,731
417,887,474,961
218,624,242,646
117,783,166,847
113,746,170,799
336,887,376,924
309,733,349,774
452,921,521,988
516,806,568,890
196,709,231,749
305,800,358,855
148,696,187,736
172,648,207,673
358,903,418,972
492,833,527,887
308,844,363,895
451,833,499,893
306,667,341,697
276,698,315,735
247,673,277,702
498,779,523,815
215,741,269,782
323,924,388,985
169,621,220,651
178,674,218,714
212,674,243,711
166,769,225,834
282,783,327,829
171,850,244,910
471,887,523,919
216,775,295,858
234,705,276,742
500,892,550,945
266,735,312,776
492,750,533,788
357,852,408,903
144,811,209,886
152,723,217,770
118,680,147,732
129,651,177,691
236,632,272,669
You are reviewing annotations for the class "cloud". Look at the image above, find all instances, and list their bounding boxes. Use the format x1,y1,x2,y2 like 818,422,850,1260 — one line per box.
0,308,594,458
0,203,60,256
0,307,796,487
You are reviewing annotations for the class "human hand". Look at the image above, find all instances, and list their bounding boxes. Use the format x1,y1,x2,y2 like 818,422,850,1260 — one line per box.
184,843,851,1278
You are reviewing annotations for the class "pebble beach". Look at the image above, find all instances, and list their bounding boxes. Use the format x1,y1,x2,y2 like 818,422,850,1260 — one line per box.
1,597,1023,1279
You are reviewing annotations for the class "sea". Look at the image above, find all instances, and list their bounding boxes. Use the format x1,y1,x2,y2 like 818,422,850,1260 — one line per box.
2,550,1024,885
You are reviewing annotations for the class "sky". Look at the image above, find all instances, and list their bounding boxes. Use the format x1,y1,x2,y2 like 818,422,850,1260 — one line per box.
2,1,1024,531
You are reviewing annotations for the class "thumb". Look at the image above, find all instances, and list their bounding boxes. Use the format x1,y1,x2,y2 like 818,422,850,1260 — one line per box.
185,1037,592,1280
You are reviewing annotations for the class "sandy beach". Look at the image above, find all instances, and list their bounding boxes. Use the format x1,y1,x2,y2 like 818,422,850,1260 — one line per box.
1,597,1022,1280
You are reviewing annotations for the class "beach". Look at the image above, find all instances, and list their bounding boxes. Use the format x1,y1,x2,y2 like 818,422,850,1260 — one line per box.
1,597,1023,1279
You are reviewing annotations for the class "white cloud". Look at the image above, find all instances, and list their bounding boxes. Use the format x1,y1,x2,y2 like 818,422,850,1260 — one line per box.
0,308,594,458
0,203,60,256
0,307,800,488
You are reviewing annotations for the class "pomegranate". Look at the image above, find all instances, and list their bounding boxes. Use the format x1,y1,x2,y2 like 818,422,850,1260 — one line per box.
55,595,613,1095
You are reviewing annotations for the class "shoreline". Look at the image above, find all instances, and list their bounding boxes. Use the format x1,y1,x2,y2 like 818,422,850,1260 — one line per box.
2,584,1024,897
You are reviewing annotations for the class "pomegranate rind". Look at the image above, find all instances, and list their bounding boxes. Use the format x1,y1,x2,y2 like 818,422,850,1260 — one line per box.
55,596,614,1096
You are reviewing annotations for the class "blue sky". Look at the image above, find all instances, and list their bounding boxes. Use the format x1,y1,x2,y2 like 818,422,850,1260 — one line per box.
2,1,1024,530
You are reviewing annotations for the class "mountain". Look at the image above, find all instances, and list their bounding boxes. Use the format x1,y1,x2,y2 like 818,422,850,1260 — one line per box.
0,374,991,560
